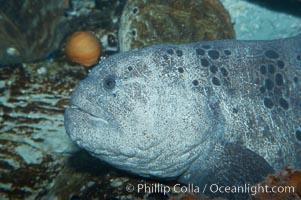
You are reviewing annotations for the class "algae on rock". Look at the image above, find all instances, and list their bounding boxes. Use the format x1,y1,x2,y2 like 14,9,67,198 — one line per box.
119,0,235,52
0,0,73,65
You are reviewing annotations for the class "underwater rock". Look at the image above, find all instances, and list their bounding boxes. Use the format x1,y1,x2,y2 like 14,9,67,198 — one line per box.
0,62,85,199
0,0,74,65
220,0,301,39
62,0,126,60
118,0,235,52
0,0,127,66
66,0,96,17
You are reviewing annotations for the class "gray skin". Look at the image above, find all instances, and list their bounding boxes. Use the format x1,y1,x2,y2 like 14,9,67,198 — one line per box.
65,34,301,198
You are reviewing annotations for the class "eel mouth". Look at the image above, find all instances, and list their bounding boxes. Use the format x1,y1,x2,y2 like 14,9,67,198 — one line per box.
65,94,115,129
69,105,109,125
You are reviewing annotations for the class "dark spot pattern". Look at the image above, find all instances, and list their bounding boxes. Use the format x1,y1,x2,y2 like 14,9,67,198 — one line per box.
202,45,211,49
297,55,301,61
277,60,285,69
265,50,279,59
192,80,199,86
201,58,209,67
163,55,168,60
265,79,274,90
294,77,298,83
268,64,275,74
128,66,133,71
264,98,274,109
196,48,205,56
232,108,238,113
178,67,184,73
260,65,266,75
167,49,174,55
176,50,183,57
296,129,301,142
260,86,266,93
224,50,231,56
212,77,221,86
210,65,218,74
208,50,220,59
257,58,291,111
220,67,228,77
279,98,289,110
275,73,283,86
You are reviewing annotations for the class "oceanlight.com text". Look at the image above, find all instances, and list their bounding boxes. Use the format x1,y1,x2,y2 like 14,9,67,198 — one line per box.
125,183,295,196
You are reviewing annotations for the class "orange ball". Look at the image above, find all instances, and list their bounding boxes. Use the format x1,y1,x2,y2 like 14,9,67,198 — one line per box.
65,31,101,67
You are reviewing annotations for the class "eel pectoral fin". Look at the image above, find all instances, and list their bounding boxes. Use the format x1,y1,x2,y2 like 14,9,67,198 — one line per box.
179,143,274,199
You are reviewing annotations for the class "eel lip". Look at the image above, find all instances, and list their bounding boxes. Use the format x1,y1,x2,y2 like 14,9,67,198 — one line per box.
69,105,109,125
68,92,116,126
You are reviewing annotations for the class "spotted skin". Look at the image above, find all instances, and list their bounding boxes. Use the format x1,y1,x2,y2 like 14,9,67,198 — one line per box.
64,34,301,199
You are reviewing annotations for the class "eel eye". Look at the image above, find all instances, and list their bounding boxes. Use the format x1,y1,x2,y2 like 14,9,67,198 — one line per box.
103,75,116,90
